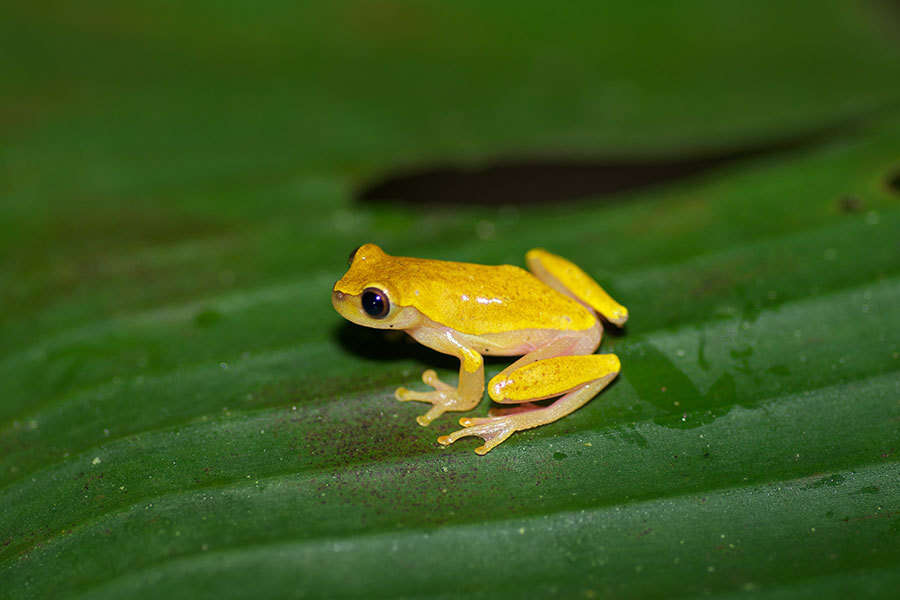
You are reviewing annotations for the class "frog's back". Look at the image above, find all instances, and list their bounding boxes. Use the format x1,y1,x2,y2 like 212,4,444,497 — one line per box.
392,256,596,335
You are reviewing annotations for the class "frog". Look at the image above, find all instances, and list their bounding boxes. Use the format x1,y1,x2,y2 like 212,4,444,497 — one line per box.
331,243,627,455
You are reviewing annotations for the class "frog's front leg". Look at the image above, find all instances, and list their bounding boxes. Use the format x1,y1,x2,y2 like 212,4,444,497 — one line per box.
438,351,620,455
395,327,484,426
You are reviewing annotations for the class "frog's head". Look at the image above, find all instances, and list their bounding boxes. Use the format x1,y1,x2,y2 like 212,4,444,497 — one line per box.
332,243,422,330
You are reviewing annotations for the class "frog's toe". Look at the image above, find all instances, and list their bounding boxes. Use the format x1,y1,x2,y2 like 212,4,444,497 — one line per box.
396,387,443,403
421,369,454,393
394,387,416,401
458,415,499,427
416,406,444,426
395,388,454,426
438,417,517,454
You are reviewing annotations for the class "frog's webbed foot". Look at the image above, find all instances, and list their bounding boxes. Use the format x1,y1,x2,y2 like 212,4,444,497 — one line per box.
437,415,519,456
395,369,461,426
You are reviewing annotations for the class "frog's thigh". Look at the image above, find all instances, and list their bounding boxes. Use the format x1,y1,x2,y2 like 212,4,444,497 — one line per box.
487,329,601,402
489,354,619,404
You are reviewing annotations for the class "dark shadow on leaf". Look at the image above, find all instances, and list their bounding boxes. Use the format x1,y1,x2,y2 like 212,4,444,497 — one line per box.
887,169,900,194
604,323,627,338
334,321,457,371
356,121,865,206
335,321,524,371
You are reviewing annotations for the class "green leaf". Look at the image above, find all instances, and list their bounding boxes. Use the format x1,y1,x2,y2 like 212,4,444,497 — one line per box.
2,2,899,598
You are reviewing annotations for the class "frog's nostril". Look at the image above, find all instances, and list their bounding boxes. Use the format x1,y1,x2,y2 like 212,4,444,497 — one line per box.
332,290,345,303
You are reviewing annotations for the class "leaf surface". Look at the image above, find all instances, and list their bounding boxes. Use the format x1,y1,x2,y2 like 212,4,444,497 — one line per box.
2,2,899,598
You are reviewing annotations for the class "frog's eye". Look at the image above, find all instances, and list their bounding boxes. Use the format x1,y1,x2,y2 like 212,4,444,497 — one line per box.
347,245,362,266
361,287,390,318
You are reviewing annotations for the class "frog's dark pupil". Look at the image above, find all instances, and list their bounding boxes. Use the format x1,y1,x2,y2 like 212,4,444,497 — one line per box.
362,288,388,318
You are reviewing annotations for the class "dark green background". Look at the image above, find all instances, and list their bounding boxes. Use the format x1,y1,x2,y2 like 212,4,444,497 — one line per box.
2,1,899,598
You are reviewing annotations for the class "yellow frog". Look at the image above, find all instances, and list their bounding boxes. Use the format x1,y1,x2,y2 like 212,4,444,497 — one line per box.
332,243,627,455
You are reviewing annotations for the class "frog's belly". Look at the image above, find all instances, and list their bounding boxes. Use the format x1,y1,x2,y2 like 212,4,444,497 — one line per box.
456,325,600,357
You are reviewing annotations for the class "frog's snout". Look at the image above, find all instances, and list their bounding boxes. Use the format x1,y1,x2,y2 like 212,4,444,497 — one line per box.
331,289,347,314
332,289,359,321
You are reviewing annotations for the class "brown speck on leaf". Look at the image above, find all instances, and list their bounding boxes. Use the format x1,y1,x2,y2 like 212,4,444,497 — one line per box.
838,195,863,213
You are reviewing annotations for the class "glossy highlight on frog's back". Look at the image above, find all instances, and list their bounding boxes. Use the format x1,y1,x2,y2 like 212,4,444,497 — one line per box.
333,244,596,335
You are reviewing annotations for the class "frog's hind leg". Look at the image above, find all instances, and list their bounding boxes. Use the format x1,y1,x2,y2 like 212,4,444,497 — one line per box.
438,353,620,455
484,328,600,417
526,248,628,326
437,250,626,454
